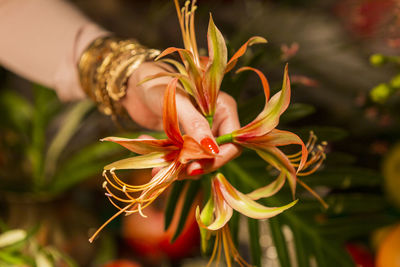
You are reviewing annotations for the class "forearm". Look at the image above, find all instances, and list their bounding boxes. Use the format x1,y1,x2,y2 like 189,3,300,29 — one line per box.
0,0,109,100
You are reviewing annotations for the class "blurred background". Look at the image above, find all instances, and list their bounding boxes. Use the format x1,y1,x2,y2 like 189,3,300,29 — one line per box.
1,0,400,266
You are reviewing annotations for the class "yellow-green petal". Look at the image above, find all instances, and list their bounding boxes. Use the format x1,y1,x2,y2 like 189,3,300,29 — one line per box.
215,173,297,219
202,14,227,115
104,152,170,170
247,172,286,200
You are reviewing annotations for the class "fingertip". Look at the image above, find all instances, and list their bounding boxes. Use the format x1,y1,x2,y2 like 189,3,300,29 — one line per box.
200,136,220,155
187,161,203,176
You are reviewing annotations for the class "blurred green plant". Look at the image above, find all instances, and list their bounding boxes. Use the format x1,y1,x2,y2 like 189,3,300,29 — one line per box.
0,225,77,267
0,84,124,196
369,53,400,104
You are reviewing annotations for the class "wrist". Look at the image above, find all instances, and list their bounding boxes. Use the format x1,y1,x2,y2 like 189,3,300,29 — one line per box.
77,36,159,120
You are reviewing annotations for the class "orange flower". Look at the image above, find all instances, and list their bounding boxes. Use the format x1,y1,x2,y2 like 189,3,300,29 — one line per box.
140,0,267,124
227,64,327,204
89,78,215,243
196,173,297,267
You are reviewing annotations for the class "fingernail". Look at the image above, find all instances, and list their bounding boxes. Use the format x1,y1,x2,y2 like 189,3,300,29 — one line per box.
201,137,219,154
190,168,204,176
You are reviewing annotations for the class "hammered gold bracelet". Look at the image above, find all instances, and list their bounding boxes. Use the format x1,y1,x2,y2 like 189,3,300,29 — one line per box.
78,36,160,120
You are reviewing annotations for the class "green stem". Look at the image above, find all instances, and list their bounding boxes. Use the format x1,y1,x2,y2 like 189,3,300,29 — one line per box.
216,133,233,145
206,115,213,128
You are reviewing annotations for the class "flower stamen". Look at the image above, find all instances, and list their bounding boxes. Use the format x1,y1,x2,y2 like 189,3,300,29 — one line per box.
207,226,252,267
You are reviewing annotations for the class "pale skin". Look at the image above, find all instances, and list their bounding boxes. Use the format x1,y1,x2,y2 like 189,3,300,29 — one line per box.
0,0,241,177
122,62,242,177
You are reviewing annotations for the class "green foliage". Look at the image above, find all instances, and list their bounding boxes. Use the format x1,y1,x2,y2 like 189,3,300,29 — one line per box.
164,180,187,231
0,227,77,267
171,179,201,242
369,53,400,104
247,218,262,267
0,84,124,196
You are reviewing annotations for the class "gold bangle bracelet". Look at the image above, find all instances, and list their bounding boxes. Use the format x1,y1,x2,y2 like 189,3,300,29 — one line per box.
78,36,159,120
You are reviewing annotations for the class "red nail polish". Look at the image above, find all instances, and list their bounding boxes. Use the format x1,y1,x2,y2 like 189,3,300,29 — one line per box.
201,137,219,154
190,168,204,176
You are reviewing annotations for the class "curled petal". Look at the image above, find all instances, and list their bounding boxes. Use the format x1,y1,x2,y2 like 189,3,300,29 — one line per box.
247,172,286,200
197,179,233,231
163,78,184,145
137,72,182,86
179,135,216,164
234,64,290,137
101,137,176,154
104,152,170,170
156,47,202,88
215,173,297,219
255,147,297,198
236,66,270,101
160,58,189,76
155,47,192,62
241,129,308,172
225,36,267,73
138,71,196,96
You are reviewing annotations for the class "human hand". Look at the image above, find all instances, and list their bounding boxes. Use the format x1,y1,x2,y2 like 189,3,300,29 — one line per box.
120,61,241,177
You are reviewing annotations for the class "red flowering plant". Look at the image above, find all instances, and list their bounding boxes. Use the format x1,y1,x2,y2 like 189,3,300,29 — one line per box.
90,0,327,265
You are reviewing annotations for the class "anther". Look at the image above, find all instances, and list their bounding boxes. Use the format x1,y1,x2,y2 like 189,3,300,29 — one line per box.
138,204,148,218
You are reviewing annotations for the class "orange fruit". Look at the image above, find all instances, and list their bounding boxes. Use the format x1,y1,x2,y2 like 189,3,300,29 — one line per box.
383,144,400,209
376,224,400,267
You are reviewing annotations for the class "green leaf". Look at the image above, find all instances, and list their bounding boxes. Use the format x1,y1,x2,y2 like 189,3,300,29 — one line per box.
269,217,290,267
30,84,60,188
291,222,310,267
35,251,52,267
302,167,382,188
228,211,240,248
164,180,186,231
0,250,31,265
0,90,33,132
46,247,78,267
326,193,387,215
281,103,316,123
247,218,261,267
0,230,27,248
171,179,201,242
44,100,94,180
299,126,348,142
50,142,122,193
